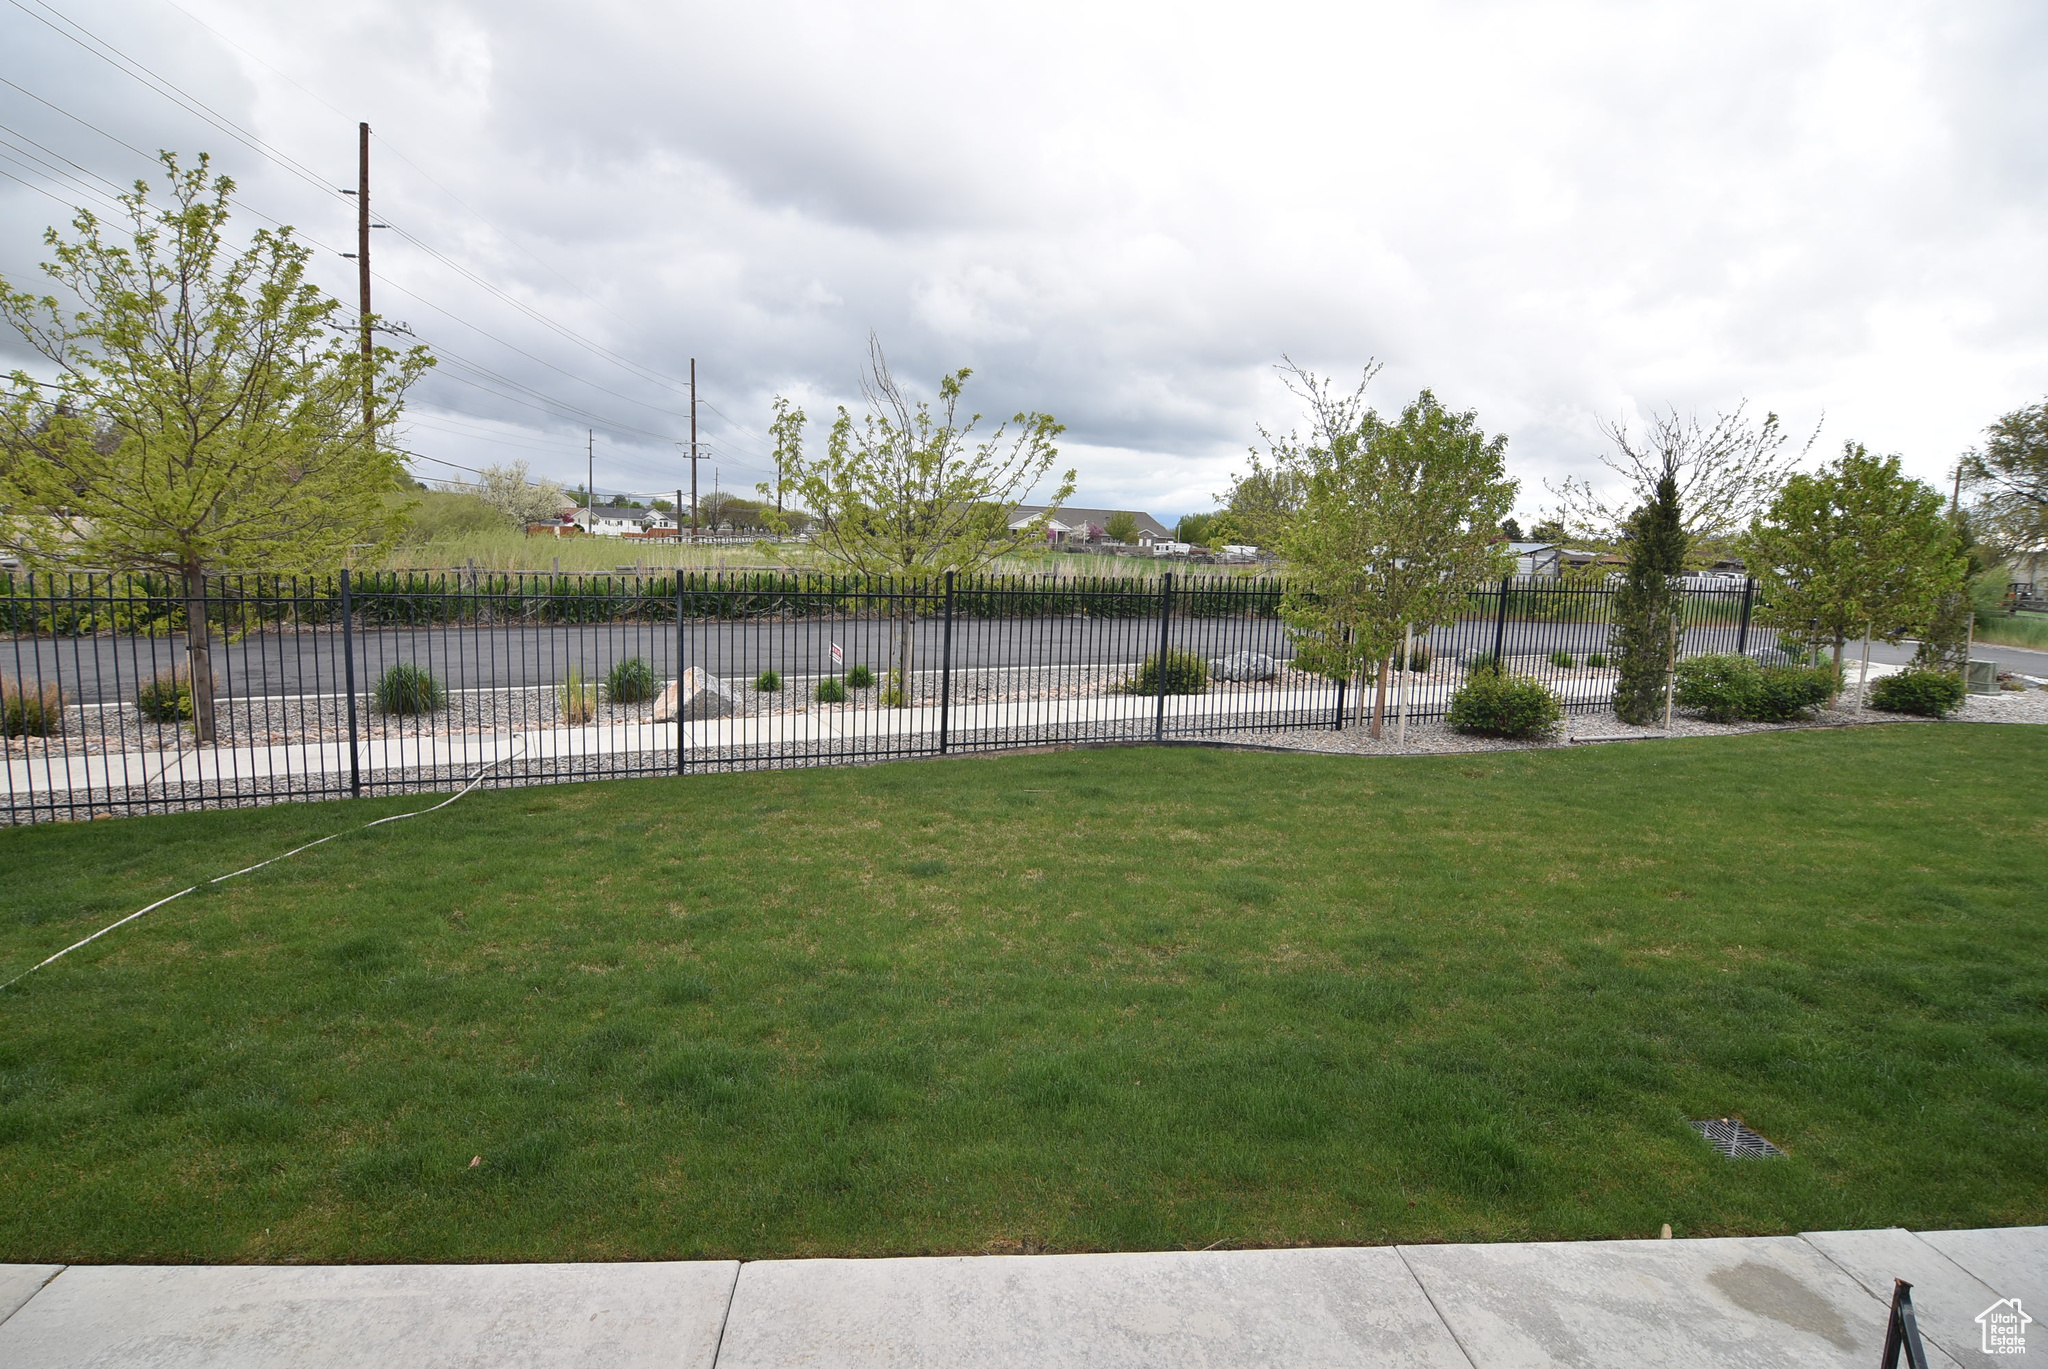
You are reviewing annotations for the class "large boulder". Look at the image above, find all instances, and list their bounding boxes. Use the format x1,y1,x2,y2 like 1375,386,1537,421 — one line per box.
652,667,739,722
1209,651,1279,682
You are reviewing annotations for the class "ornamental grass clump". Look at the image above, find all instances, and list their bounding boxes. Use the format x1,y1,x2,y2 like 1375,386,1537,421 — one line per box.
1549,649,1575,669
815,676,848,704
604,656,660,705
1125,649,1208,695
1870,668,1966,718
374,663,444,715
753,670,782,692
845,663,876,689
1,676,64,737
558,668,598,725
135,669,198,723
1447,671,1563,740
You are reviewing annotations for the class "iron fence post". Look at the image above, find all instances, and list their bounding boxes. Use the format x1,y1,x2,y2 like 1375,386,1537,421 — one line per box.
1492,575,1511,664
939,570,955,755
1736,576,1755,655
675,570,687,776
340,568,360,799
1154,571,1174,741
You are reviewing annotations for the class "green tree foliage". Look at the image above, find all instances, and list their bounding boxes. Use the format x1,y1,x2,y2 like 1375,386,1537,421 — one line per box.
763,336,1072,694
1744,444,1964,672
1963,398,2048,558
1175,511,1219,544
0,155,431,741
1103,510,1139,543
1609,463,1688,725
1271,365,1516,737
1213,452,1306,551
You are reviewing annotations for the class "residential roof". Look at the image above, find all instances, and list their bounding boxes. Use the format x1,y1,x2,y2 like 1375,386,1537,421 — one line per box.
1007,506,1174,540
584,504,651,520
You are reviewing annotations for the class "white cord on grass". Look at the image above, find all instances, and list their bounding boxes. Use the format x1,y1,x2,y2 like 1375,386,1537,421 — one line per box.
0,745,526,992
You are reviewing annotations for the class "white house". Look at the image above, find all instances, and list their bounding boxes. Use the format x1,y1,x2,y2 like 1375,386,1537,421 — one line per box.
576,504,661,537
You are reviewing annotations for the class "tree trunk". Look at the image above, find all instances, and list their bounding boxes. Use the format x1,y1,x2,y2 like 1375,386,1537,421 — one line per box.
180,563,218,745
894,603,915,708
1369,655,1391,739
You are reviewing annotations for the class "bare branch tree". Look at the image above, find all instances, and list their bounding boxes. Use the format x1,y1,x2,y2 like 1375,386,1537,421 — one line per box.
1543,403,1819,551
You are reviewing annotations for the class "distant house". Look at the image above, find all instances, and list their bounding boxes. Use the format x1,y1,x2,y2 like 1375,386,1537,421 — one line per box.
1506,541,1562,576
1006,505,1174,548
573,502,651,532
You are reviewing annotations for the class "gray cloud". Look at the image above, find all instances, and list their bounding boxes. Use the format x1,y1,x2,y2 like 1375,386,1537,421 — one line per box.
3,0,2044,524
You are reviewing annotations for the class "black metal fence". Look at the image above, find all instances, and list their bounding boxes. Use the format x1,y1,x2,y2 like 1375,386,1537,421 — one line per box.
0,569,1765,823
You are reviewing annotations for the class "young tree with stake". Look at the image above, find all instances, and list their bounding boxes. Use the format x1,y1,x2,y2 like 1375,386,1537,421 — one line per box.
763,336,1072,700
1270,365,1517,738
1744,444,1963,700
0,155,432,743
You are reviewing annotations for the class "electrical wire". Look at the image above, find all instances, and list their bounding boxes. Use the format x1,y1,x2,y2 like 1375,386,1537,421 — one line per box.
0,742,527,993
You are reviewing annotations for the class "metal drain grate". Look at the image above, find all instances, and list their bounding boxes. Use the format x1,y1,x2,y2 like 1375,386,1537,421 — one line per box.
1690,1117,1785,1158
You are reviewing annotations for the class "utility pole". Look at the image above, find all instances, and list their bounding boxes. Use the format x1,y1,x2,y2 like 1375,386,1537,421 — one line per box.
689,358,699,542
356,123,372,443
586,429,594,529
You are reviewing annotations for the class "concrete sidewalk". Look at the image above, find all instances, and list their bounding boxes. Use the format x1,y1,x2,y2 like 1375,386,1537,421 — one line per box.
0,1225,2037,1367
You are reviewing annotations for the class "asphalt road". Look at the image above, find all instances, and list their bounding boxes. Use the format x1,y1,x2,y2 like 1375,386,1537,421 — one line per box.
0,615,1829,705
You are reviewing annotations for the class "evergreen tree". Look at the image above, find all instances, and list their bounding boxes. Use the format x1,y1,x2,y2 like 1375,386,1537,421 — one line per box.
1609,464,1688,724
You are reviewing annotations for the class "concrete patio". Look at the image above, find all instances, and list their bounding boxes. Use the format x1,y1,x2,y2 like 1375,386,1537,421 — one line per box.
1,1224,2036,1366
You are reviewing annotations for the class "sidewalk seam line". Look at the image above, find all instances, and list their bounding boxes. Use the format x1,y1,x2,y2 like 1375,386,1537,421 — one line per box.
1393,1246,1481,1369
706,1260,743,1369
0,1265,67,1331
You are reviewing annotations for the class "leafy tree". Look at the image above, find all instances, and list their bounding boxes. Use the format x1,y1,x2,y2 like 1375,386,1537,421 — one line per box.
1963,398,2048,560
1272,366,1516,737
1175,512,1219,545
1103,510,1139,543
763,335,1072,694
1545,403,1817,556
460,460,564,527
0,154,430,742
1608,462,1689,725
1744,444,1964,680
1214,450,1306,551
1500,517,1523,541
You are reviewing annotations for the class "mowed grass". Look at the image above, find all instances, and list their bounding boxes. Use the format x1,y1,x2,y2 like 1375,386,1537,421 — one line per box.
0,726,2043,1263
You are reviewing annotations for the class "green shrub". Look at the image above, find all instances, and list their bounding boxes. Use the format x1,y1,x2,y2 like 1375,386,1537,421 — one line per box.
1,676,64,737
753,669,782,692
558,668,597,725
1394,644,1432,672
1870,668,1965,718
1586,652,1609,669
1672,653,1759,723
1125,649,1208,695
1672,653,1837,723
135,669,197,722
815,676,847,703
1463,652,1502,677
1447,672,1563,739
374,663,445,715
1748,664,1838,722
604,656,660,704
881,669,907,708
846,663,876,689
1549,649,1575,669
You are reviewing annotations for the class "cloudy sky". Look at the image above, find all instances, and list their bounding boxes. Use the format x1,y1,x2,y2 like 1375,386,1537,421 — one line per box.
2,0,2042,524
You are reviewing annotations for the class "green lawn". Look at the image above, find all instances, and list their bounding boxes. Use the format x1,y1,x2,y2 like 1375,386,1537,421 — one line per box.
1,727,2043,1264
